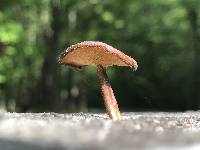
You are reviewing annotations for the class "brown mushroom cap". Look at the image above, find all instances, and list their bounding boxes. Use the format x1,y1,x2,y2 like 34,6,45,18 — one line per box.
60,41,138,70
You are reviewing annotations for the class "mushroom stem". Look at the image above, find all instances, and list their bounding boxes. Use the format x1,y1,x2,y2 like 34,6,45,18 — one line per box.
97,65,121,120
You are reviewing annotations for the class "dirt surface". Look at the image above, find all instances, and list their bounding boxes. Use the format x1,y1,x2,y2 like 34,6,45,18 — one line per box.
0,112,200,150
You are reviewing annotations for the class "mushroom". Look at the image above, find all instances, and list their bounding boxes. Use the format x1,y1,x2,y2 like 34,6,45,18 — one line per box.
59,41,138,120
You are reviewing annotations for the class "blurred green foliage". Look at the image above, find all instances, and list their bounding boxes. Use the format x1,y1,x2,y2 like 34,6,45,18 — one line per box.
0,0,200,112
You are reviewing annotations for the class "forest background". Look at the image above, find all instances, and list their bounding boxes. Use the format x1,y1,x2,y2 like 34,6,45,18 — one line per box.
0,0,200,112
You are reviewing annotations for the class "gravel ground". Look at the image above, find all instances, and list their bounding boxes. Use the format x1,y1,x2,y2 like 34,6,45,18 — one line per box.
0,112,200,150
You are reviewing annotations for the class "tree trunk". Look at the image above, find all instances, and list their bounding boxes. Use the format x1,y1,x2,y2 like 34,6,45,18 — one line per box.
40,0,61,111
188,9,200,109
